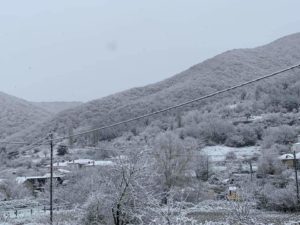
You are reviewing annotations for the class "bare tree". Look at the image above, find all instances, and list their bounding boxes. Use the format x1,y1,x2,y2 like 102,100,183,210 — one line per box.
153,131,192,204
227,183,258,225
82,150,156,225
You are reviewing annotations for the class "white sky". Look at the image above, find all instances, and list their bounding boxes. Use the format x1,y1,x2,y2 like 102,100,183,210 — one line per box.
0,0,299,102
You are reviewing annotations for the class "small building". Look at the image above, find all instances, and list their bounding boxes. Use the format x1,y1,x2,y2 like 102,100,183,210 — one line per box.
278,153,300,169
16,173,64,192
226,186,240,201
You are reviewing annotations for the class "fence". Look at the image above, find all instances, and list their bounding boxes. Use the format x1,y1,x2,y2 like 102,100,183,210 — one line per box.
0,203,73,219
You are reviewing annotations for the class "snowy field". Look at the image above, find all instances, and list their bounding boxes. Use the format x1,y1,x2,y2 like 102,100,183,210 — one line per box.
1,200,299,225
201,145,260,162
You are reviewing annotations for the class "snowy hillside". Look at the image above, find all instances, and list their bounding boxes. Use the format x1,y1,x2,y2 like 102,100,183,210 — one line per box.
14,33,300,143
0,92,51,141
31,101,82,114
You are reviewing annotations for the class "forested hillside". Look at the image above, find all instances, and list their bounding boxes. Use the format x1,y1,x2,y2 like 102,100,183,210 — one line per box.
31,101,82,114
9,33,300,144
2,33,300,225
0,92,51,141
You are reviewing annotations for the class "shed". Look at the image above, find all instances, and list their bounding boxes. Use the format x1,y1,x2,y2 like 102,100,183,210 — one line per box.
227,186,240,201
16,173,64,192
278,153,300,169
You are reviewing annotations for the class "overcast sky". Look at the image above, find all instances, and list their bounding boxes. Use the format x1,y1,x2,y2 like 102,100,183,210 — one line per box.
0,0,299,102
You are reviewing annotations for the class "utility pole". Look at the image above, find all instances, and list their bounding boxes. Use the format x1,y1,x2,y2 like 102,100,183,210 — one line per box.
249,159,253,182
206,155,209,181
49,133,54,225
293,151,299,204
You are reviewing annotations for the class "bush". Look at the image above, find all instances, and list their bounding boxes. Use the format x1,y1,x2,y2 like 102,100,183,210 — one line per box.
183,124,202,139
0,179,32,200
257,152,284,176
226,151,237,160
200,118,234,145
194,155,210,181
262,125,297,149
81,194,106,225
57,144,69,156
258,183,298,212
225,125,258,147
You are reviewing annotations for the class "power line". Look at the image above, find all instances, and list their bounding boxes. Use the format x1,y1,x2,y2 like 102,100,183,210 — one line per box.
5,63,300,147
46,63,300,143
21,136,51,152
0,141,29,145
0,135,49,147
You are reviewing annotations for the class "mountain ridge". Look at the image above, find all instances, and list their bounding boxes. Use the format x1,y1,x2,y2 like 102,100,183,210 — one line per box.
31,101,83,114
6,32,300,144
0,91,52,141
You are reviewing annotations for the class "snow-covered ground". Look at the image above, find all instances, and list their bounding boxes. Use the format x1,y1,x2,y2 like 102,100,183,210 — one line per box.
1,199,299,225
201,145,260,162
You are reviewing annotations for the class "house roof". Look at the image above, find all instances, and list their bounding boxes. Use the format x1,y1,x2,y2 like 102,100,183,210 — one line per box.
278,152,300,160
46,159,115,168
229,186,237,191
16,173,63,184
278,154,294,160
57,169,71,174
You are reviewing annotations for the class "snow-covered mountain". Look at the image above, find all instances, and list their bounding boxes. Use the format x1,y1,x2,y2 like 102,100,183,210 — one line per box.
31,101,82,114
9,33,300,143
0,92,51,141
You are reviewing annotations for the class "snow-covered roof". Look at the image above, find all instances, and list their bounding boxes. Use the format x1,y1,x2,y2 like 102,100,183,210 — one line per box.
47,159,115,168
16,173,63,184
278,153,300,160
278,154,294,160
88,160,114,166
229,186,237,191
57,169,71,174
72,159,93,164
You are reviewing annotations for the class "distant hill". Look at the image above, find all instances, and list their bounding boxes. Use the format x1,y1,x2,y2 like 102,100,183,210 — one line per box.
32,101,82,114
10,32,300,144
0,92,51,141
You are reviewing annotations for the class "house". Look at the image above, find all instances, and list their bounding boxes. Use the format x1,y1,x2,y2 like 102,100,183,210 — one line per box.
16,173,64,192
278,153,300,169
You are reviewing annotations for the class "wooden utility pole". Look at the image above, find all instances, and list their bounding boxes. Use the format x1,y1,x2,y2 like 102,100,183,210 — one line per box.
50,133,54,225
249,159,253,182
293,151,299,204
206,155,209,181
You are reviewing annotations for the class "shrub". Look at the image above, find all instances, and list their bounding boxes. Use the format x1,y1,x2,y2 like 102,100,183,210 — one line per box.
262,125,297,149
200,119,234,145
257,152,284,177
225,125,258,147
0,179,32,200
57,144,69,156
258,183,298,212
226,151,237,160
